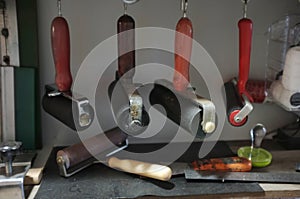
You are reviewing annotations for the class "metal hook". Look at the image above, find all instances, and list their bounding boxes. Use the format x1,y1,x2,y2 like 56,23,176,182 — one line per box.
241,0,250,18
181,0,188,18
123,0,139,5
57,0,62,16
123,2,128,14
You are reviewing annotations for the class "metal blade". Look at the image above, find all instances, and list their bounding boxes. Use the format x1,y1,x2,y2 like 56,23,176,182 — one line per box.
185,169,300,183
169,162,189,176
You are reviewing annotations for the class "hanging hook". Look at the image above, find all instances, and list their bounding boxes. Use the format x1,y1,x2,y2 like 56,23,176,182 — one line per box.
57,0,62,16
181,0,188,18
241,0,250,18
123,2,128,14
122,0,139,5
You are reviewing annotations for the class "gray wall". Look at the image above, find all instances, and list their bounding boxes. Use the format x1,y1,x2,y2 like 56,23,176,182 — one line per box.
37,0,299,146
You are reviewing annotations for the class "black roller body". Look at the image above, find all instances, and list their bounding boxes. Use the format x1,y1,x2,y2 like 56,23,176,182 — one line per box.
42,94,93,131
224,81,247,126
149,83,204,137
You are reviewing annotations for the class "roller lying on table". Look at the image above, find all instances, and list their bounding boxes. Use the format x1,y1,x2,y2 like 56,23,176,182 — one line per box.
56,127,172,181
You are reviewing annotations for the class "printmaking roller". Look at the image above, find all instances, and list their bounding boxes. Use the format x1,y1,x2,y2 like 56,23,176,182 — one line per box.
238,0,266,103
225,0,254,127
56,127,172,181
148,1,215,135
173,0,193,92
42,84,94,131
56,127,128,177
43,0,93,130
150,80,216,135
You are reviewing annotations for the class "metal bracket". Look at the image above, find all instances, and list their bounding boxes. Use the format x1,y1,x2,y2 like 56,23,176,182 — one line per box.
0,163,30,199
192,96,216,133
155,79,216,134
120,79,143,127
234,94,253,123
46,84,93,128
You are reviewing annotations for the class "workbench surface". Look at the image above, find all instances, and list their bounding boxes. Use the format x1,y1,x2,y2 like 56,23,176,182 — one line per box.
28,141,300,199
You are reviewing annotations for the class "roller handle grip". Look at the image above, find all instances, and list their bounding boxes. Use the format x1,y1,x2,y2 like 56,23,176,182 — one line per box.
238,18,252,97
51,16,73,92
108,157,172,181
173,17,193,91
117,14,135,78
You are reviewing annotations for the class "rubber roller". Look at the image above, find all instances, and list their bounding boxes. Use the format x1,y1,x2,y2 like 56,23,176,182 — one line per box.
224,81,247,127
225,0,254,126
150,82,205,136
42,91,94,131
56,127,128,172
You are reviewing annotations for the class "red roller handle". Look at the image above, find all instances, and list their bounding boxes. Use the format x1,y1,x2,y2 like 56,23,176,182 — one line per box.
51,16,72,92
117,14,135,79
173,17,193,91
238,18,252,100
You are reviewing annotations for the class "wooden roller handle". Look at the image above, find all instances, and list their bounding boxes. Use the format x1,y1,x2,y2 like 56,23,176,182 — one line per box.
108,157,172,181
237,18,252,97
173,17,193,91
117,14,135,79
51,16,73,91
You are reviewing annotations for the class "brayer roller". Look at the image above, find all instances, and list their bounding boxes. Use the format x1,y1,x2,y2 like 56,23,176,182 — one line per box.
56,127,172,181
42,84,94,131
225,80,252,127
56,127,128,177
150,79,216,135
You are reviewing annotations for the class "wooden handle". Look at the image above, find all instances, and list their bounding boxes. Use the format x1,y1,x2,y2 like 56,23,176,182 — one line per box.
237,18,252,97
117,14,135,79
51,16,73,91
173,17,193,91
108,157,172,181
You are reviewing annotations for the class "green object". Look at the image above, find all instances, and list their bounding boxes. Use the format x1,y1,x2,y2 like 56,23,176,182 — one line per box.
237,146,272,167
16,0,39,68
14,0,41,149
14,67,41,149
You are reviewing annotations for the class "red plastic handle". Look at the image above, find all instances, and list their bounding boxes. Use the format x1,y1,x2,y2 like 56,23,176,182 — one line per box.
237,18,252,98
173,17,193,91
51,16,72,92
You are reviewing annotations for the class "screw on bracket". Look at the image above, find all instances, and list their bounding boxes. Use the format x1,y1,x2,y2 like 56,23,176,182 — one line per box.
0,141,22,176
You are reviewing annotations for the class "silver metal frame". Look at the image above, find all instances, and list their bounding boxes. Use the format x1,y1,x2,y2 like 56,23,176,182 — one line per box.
0,0,20,142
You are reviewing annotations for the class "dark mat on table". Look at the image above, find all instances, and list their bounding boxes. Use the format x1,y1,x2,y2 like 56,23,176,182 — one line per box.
35,142,264,199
